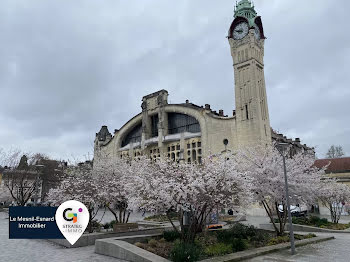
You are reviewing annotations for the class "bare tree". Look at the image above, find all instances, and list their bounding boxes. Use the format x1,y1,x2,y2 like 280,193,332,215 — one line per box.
3,170,40,206
326,145,345,158
0,148,22,168
3,155,41,206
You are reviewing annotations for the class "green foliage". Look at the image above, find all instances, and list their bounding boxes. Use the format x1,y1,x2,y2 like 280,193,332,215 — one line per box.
310,216,328,227
216,223,258,243
267,235,289,246
103,222,110,229
292,216,350,230
163,230,181,242
110,220,117,227
305,233,316,239
205,243,232,256
169,241,202,262
231,238,247,252
89,219,102,232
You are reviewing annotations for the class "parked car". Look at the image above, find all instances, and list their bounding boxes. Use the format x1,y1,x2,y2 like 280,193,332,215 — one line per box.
278,204,308,217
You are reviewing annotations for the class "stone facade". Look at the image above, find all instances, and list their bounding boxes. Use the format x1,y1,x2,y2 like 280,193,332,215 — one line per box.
94,0,313,163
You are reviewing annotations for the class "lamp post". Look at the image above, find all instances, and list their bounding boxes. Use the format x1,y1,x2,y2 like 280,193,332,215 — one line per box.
35,164,45,206
275,142,296,255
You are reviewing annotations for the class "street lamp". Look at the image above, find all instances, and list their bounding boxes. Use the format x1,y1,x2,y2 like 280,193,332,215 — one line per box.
275,142,296,255
35,164,45,206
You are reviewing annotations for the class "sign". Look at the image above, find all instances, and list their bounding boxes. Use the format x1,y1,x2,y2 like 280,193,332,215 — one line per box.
9,206,64,239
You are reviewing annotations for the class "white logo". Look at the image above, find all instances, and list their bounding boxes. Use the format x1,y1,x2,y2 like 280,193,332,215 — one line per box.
55,200,89,245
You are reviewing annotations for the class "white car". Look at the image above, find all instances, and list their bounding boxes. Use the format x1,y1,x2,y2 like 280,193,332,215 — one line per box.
278,204,308,217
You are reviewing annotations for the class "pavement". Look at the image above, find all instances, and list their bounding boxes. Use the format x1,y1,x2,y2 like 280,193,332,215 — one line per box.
0,211,125,262
1,210,349,262
247,232,348,262
243,215,350,261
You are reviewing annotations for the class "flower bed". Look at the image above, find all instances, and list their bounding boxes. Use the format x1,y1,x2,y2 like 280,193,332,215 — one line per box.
134,223,316,262
292,216,350,230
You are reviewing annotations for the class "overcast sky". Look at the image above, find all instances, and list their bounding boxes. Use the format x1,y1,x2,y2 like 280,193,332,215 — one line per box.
0,0,349,161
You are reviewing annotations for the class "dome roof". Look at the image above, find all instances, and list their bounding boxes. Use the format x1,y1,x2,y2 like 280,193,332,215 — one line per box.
234,0,257,27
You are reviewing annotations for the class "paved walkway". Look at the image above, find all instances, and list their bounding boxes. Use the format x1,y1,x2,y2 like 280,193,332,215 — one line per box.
247,232,349,262
0,212,124,262
1,210,349,262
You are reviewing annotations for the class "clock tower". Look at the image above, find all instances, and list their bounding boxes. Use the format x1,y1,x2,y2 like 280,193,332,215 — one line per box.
228,0,271,146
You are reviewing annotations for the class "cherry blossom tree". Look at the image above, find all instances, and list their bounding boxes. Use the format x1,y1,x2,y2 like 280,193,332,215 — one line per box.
234,144,325,236
93,153,134,224
46,163,100,233
128,155,251,243
316,179,350,223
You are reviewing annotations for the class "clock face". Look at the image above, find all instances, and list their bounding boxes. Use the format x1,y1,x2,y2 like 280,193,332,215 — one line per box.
233,22,249,40
254,26,261,40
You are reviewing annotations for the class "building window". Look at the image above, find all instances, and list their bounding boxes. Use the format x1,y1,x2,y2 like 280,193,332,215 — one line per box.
151,114,159,137
192,150,197,162
121,123,142,147
245,104,249,120
168,113,200,134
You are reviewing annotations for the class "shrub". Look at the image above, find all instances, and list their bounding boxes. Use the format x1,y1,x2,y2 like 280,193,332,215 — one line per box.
109,220,117,228
231,238,247,252
267,235,289,246
205,243,232,256
309,216,329,227
216,223,258,244
292,217,307,225
169,241,202,262
148,239,158,248
103,222,110,229
163,230,181,242
135,242,143,248
305,233,316,239
90,219,102,231
249,230,269,244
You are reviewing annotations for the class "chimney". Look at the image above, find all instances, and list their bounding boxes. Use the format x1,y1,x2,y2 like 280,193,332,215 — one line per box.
219,110,224,116
295,138,300,143
185,99,189,104
205,104,211,110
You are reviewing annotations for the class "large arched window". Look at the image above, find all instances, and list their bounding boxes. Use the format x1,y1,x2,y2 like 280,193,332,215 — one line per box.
168,113,200,134
121,123,142,147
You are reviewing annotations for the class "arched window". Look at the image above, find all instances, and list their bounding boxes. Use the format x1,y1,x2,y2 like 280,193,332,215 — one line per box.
168,113,200,134
121,123,142,147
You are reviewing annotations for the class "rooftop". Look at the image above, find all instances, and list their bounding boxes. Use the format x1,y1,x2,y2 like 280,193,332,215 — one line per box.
314,157,350,174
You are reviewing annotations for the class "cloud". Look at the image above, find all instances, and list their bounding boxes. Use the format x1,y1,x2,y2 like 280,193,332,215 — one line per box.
0,0,349,160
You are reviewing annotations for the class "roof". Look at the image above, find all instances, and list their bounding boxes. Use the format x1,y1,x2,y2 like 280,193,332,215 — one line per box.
96,125,112,141
271,129,314,152
314,157,350,173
